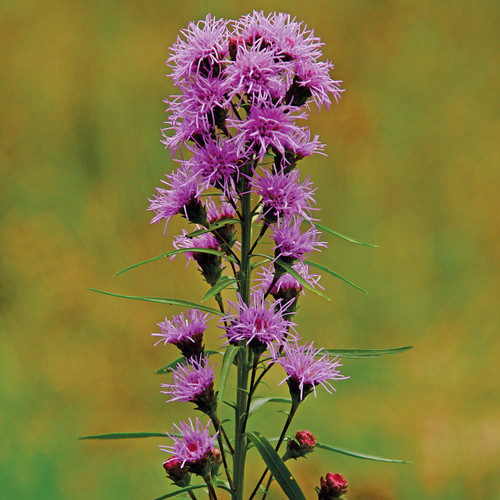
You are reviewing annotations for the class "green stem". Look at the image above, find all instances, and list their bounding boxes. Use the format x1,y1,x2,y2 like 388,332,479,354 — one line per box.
203,475,218,500
210,414,235,492
232,164,253,500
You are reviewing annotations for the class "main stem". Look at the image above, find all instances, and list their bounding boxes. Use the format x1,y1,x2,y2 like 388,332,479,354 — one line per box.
233,169,253,500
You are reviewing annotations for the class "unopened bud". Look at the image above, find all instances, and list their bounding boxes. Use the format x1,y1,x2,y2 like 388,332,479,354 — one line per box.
283,430,316,460
163,458,191,487
317,473,348,499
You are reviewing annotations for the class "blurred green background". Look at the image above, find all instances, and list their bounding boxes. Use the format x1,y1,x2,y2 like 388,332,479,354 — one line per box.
1,0,498,498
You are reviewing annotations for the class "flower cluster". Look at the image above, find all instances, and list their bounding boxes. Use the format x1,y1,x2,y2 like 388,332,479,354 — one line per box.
147,10,351,497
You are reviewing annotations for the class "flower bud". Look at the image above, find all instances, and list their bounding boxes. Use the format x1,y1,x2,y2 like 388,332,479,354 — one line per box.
317,473,348,499
284,430,316,460
163,458,191,487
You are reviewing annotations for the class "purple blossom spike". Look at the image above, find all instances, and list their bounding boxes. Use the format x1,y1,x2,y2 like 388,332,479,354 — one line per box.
161,355,216,413
271,339,349,401
272,216,327,261
152,309,209,358
221,293,296,353
161,417,219,474
148,167,206,229
251,167,317,222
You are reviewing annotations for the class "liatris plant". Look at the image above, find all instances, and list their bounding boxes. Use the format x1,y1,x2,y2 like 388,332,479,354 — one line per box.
84,11,412,499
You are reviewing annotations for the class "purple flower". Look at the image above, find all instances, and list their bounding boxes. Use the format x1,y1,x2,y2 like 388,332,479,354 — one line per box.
271,339,349,401
272,216,327,261
148,166,205,228
152,309,209,358
161,417,219,472
161,355,216,413
221,293,296,352
229,104,308,161
206,198,236,223
255,261,323,302
251,167,317,221
167,14,229,85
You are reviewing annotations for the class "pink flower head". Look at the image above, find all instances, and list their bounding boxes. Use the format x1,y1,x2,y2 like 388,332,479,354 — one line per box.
167,14,229,85
161,417,219,473
152,309,209,358
221,293,296,353
161,355,216,413
272,339,348,401
318,473,348,499
163,457,191,487
251,167,317,222
148,167,205,229
272,216,327,261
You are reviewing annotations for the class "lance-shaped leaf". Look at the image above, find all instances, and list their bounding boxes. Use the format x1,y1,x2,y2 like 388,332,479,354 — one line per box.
154,485,207,500
88,289,224,316
217,346,242,402
114,247,237,276
275,258,331,301
186,218,240,238
313,222,378,247
323,346,413,359
201,276,238,303
78,432,167,440
304,260,367,294
316,443,410,464
249,397,292,416
246,432,306,500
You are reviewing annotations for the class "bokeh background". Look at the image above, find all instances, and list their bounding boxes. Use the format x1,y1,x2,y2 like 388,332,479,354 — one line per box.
1,0,499,498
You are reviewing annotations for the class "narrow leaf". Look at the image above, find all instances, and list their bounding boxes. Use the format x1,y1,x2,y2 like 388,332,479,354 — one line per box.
154,485,206,500
249,397,292,416
154,350,222,374
79,432,166,440
88,289,224,316
186,218,240,238
114,247,237,276
246,432,306,500
275,259,331,301
304,260,367,294
313,222,378,247
201,276,238,303
316,443,410,464
217,346,241,402
324,346,413,359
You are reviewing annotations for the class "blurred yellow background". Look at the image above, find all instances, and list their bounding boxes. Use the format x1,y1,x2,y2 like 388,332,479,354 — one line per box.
1,1,499,498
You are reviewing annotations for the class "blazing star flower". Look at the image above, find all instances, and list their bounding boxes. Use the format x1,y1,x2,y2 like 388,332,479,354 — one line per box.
221,293,296,353
272,216,327,261
230,104,308,162
271,339,349,401
161,417,219,473
206,198,236,224
161,355,216,413
149,166,205,228
317,473,348,499
152,309,209,358
167,14,229,85
251,167,317,221
163,458,191,487
255,261,323,303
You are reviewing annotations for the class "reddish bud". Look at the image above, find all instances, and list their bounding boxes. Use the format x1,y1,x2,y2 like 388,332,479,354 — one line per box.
317,473,348,499
285,430,316,459
163,458,191,487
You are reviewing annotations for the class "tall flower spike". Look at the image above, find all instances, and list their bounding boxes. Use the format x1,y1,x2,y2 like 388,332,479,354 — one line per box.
161,355,216,414
271,339,349,402
152,309,209,358
161,417,219,476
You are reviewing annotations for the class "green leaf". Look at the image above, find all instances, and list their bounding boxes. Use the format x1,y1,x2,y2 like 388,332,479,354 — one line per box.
154,485,206,500
154,351,222,375
246,432,306,500
186,218,240,238
275,259,331,301
324,346,413,359
114,247,237,276
313,222,379,247
217,346,241,402
88,289,225,316
78,432,166,440
304,260,367,294
249,397,292,416
201,276,238,303
316,443,410,464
